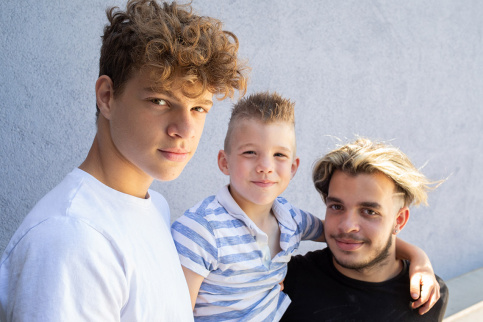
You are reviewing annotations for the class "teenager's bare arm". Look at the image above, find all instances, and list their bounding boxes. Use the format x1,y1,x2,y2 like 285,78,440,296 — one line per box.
395,237,441,315
181,266,205,310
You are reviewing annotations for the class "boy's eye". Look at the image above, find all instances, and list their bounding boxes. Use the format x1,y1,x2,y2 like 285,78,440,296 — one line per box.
192,106,206,113
242,151,255,155
362,209,377,216
328,204,342,211
150,98,168,106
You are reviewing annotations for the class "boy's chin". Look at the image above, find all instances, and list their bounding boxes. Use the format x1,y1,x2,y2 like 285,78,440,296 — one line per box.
154,171,184,182
145,164,185,182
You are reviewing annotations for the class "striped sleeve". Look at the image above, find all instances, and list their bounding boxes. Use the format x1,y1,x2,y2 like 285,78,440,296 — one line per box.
171,209,218,278
298,209,324,241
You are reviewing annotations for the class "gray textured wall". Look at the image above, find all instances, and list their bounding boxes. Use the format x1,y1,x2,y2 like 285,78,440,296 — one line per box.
1,0,482,281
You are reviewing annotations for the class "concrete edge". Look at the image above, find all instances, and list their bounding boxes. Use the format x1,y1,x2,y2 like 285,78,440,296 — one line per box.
443,301,483,322
443,267,483,321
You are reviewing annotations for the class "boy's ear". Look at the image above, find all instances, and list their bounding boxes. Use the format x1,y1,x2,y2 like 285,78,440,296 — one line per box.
394,207,410,234
96,75,115,120
217,150,230,175
290,156,300,179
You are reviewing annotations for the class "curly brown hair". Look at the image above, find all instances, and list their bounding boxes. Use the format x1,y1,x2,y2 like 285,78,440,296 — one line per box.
97,0,249,117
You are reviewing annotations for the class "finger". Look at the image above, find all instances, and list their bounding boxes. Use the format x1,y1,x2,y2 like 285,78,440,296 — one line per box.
409,273,422,301
412,277,431,309
412,286,432,312
412,276,441,313
418,287,439,315
417,278,433,308
419,280,441,314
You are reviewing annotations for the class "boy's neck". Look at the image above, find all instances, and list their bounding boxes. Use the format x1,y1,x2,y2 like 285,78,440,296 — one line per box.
79,121,153,199
228,185,274,223
244,205,275,229
333,252,403,283
240,200,282,259
227,186,282,258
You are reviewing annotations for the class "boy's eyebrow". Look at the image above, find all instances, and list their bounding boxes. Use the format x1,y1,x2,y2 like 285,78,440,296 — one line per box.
236,143,293,152
359,201,381,209
236,143,257,150
197,99,214,107
142,87,213,106
326,196,343,204
278,146,294,153
325,197,381,209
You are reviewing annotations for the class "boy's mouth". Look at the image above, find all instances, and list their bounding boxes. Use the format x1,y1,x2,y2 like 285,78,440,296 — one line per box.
158,148,190,162
331,234,368,252
334,239,364,251
252,180,275,188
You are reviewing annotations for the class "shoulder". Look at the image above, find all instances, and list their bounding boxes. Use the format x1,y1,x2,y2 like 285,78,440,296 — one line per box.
148,189,169,209
0,217,127,320
1,217,126,292
435,274,450,311
3,216,121,265
172,195,223,240
275,197,318,223
176,194,221,220
275,196,296,213
148,189,170,225
274,196,305,223
185,194,220,217
274,198,323,241
436,274,449,294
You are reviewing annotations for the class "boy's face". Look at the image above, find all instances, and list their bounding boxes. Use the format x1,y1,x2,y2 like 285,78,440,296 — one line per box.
324,170,407,274
218,119,299,212
106,69,213,182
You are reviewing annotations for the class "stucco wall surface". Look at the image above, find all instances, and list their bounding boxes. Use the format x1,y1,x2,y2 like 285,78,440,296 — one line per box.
1,0,482,281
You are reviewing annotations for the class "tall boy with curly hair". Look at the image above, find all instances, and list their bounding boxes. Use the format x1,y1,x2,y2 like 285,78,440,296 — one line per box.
0,1,248,320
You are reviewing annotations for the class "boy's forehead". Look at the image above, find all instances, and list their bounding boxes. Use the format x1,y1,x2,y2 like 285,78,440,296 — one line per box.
137,67,211,97
230,118,297,148
328,171,396,203
233,118,295,134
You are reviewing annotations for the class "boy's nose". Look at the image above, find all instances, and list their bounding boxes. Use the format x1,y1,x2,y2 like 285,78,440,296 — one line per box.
339,210,360,233
167,109,196,139
256,156,273,173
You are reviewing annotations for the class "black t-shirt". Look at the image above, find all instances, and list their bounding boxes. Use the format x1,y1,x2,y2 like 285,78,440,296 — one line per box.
281,248,448,322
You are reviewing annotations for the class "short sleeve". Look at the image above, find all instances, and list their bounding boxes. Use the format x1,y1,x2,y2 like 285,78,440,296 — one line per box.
171,211,219,278
297,209,324,241
0,217,126,321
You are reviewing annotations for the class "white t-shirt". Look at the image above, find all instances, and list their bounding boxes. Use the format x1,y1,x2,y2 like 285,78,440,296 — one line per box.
0,168,193,321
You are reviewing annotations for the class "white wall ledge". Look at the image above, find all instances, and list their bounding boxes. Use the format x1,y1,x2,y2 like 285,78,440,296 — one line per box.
443,267,483,321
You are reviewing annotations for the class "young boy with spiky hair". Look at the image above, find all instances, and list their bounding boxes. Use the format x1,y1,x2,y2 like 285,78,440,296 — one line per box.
171,93,440,321
0,1,248,320
172,91,322,321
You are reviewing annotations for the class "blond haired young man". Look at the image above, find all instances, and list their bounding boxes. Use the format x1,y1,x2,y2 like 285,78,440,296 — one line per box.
0,1,247,320
172,97,441,321
281,138,448,321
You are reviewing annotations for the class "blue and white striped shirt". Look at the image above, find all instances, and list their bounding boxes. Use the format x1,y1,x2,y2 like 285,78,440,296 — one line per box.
171,185,323,321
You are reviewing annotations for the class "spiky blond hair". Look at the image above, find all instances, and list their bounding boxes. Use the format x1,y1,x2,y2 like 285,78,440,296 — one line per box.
313,138,442,207
224,91,295,152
